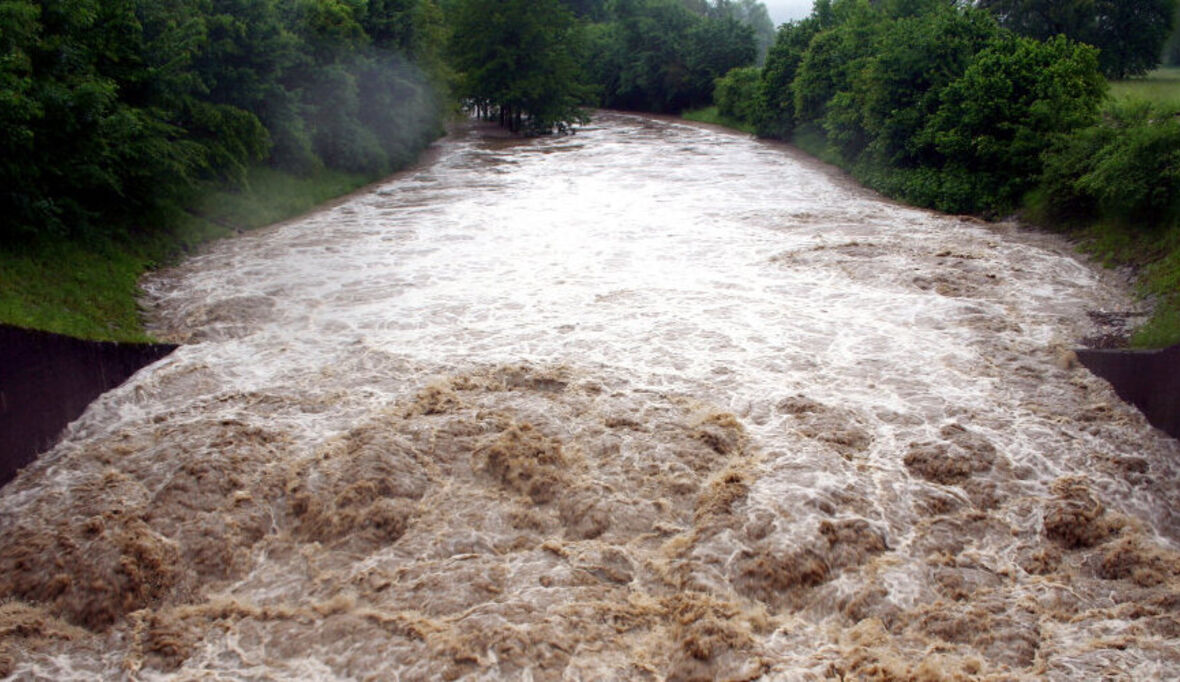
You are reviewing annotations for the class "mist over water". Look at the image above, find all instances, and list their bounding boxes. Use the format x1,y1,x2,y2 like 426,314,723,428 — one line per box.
3,113,1179,679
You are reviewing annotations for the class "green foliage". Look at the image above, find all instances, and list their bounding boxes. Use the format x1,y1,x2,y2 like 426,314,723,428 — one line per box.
0,0,447,246
720,0,775,64
448,0,592,133
1040,100,1180,227
714,65,761,124
738,1,1108,217
923,35,1105,213
855,6,998,168
592,0,757,113
756,16,821,137
978,0,1177,78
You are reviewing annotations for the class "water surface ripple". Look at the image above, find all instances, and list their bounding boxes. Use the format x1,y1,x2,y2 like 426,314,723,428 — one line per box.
3,113,1178,680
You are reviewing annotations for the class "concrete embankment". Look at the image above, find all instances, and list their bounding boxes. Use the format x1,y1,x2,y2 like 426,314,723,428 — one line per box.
1077,344,1180,439
0,324,176,486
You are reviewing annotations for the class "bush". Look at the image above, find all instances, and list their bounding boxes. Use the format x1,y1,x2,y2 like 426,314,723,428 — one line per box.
923,35,1105,214
714,67,762,125
1041,101,1180,228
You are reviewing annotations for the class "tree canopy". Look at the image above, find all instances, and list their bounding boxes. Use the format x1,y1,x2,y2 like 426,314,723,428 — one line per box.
1,0,448,243
448,0,592,133
716,0,1108,215
587,0,757,112
977,0,1178,77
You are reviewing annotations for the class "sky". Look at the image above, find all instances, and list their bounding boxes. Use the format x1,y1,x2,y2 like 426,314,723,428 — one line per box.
762,0,814,25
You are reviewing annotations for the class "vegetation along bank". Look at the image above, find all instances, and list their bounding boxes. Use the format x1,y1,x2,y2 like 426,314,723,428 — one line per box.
2,0,1178,348
704,0,1180,348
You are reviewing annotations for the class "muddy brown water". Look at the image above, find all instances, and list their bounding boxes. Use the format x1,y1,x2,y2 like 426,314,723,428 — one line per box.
3,113,1179,679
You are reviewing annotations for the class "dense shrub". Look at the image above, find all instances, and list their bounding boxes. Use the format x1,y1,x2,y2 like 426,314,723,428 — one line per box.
740,1,1106,216
1040,101,1180,228
714,66,761,124
922,35,1105,213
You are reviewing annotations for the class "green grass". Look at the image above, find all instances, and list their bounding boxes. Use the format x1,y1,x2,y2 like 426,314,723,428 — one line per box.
788,122,845,167
1070,219,1180,348
0,240,158,342
192,166,373,234
1065,70,1180,348
681,106,758,135
1108,67,1180,107
0,166,378,342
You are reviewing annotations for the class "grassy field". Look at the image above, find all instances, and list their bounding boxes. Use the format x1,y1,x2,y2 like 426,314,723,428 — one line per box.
1108,66,1180,107
0,166,376,342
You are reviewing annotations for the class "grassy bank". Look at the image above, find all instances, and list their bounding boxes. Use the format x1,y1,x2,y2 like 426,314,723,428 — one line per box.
682,107,758,135
1044,69,1180,348
1069,220,1180,347
0,166,377,343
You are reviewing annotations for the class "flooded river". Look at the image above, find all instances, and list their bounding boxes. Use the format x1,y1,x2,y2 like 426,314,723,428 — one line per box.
3,113,1179,679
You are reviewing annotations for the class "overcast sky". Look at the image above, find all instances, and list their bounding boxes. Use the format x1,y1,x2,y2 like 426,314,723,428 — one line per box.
762,0,814,25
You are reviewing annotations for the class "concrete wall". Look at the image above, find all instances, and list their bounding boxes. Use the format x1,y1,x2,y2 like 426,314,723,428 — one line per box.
1077,344,1180,439
0,324,176,486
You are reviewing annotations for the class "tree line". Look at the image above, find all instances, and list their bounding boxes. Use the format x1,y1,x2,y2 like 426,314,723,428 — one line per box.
710,0,1177,224
1,0,772,245
4,0,1174,247
2,0,449,244
446,0,768,133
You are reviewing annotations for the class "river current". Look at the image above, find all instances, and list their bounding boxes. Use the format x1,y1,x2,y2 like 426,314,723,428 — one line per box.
3,113,1179,679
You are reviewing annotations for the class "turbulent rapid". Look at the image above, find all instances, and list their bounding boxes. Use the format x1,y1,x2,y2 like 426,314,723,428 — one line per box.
3,113,1179,680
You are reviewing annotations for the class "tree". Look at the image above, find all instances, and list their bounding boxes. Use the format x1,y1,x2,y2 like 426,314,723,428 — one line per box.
977,0,1177,78
0,0,447,245
1167,2,1180,64
757,16,822,137
792,0,879,127
605,0,702,111
720,0,776,64
923,34,1106,212
855,5,999,168
686,12,755,107
449,0,592,133
714,65,761,122
1090,0,1177,77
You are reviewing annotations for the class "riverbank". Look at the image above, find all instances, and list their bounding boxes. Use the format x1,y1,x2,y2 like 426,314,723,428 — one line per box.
684,107,1180,350
0,166,385,343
